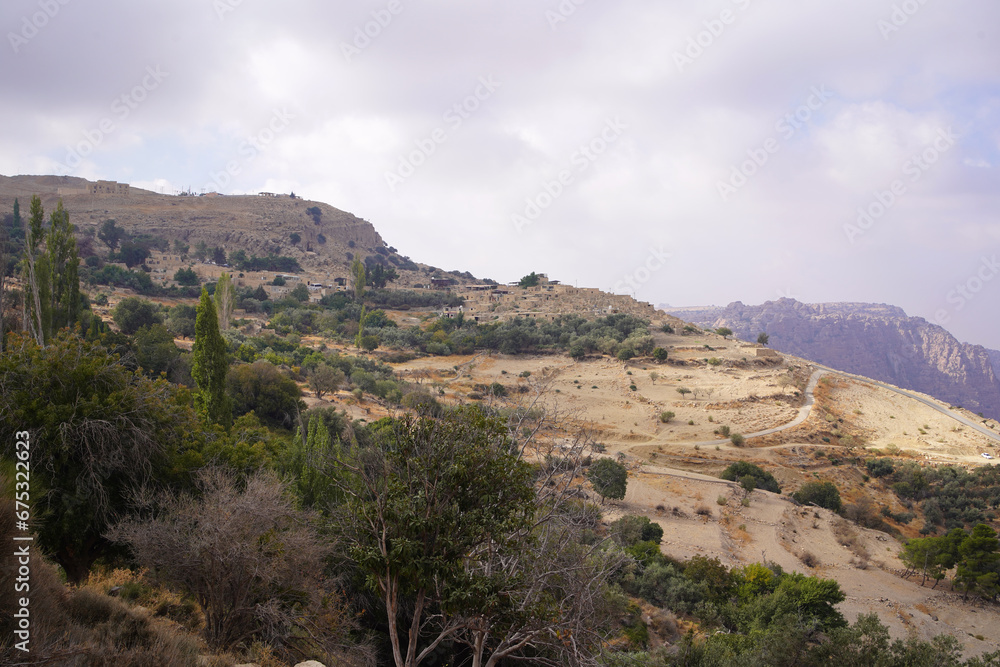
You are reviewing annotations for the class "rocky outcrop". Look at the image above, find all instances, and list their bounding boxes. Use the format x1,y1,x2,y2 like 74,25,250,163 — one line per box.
990,349,1000,381
663,298,1000,420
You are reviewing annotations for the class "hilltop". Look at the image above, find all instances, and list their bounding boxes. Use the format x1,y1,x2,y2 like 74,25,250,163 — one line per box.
0,174,439,281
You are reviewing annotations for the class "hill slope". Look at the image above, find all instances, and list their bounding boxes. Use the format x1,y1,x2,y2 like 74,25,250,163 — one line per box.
0,174,398,276
662,298,1000,421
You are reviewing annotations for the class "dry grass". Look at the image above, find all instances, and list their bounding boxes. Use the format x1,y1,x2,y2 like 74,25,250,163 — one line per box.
832,517,870,560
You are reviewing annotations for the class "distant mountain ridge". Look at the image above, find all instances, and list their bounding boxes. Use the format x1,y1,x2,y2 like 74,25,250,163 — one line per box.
990,349,1000,382
661,298,1000,421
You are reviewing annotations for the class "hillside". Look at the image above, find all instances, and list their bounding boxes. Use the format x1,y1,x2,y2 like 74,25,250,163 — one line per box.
0,174,461,283
374,330,1000,656
5,175,1000,663
662,299,1000,421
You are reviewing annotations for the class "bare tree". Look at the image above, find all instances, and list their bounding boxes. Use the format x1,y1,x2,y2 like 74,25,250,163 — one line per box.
109,468,372,664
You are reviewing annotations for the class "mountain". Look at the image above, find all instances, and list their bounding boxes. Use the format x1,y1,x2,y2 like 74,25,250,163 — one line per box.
990,349,1000,380
661,298,1000,420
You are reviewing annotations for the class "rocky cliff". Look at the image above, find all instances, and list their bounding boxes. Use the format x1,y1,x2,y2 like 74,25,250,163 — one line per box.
990,349,1000,382
663,298,1000,420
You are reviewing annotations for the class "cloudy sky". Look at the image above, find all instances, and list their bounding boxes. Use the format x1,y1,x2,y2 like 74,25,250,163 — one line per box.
3,0,999,347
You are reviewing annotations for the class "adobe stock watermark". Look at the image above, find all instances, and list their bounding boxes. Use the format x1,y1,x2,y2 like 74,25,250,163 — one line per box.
933,255,999,327
546,0,587,30
384,76,501,193
878,0,933,40
8,0,72,54
717,85,835,202
843,127,957,244
203,108,295,192
213,0,244,20
56,65,169,175
340,0,404,62
674,0,754,73
612,245,671,294
512,117,628,233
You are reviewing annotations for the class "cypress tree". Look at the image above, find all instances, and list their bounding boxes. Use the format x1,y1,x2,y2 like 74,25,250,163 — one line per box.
47,200,80,335
192,287,232,429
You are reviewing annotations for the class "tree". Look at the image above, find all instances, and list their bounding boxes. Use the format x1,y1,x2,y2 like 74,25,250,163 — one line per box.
676,387,692,398
192,288,232,429
166,303,197,339
367,263,398,289
720,461,781,493
289,232,301,245
793,480,842,512
97,218,124,250
173,266,199,286
118,240,150,268
227,359,303,430
287,409,346,509
757,332,770,345
213,271,235,330
587,457,628,503
716,327,733,339
112,296,159,335
212,246,226,265
335,408,536,667
955,524,1000,600
652,347,668,362
22,197,52,344
19,198,82,345
252,284,269,301
611,515,663,546
350,257,366,300
901,535,956,587
290,282,310,302
45,201,80,338
517,271,541,288
740,475,757,497
0,331,198,582
134,323,181,377
309,363,344,399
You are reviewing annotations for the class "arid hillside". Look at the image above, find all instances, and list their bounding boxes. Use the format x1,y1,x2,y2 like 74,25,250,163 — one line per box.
360,329,1000,657
664,299,1000,421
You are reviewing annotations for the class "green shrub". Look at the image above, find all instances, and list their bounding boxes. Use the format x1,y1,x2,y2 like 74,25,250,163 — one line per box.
793,481,842,512
720,462,781,493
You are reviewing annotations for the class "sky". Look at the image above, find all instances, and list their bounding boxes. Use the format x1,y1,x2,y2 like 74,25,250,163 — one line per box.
2,0,999,348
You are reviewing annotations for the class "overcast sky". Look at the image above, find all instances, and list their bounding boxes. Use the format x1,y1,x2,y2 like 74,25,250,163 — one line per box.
2,0,999,347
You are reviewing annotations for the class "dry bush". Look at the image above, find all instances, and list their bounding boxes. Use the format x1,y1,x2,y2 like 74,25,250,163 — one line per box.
0,501,199,667
695,505,712,518
108,468,372,665
799,551,820,568
849,556,870,570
